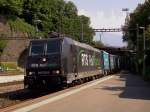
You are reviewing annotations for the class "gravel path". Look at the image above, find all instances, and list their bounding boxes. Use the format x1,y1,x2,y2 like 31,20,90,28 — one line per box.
0,84,24,94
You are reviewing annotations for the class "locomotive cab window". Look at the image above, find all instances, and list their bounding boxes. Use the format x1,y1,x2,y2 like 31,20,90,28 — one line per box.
46,40,61,54
30,43,45,56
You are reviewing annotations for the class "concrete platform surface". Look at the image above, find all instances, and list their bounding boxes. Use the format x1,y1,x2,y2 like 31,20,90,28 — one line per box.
2,72,150,112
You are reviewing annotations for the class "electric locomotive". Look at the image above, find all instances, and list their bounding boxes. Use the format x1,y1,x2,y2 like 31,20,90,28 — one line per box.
24,37,102,88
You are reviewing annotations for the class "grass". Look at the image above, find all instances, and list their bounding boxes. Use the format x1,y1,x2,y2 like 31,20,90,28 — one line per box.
0,62,18,70
0,62,24,75
0,70,24,76
0,40,7,49
6,15,37,37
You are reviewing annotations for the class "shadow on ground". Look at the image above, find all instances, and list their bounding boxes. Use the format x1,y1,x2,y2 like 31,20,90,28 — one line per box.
100,72,150,100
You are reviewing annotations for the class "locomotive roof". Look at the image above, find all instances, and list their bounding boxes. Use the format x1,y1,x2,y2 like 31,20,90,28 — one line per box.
30,37,100,53
63,37,100,53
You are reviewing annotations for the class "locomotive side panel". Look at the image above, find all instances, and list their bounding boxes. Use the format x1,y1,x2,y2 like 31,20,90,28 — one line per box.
110,54,115,71
77,47,101,72
63,38,102,81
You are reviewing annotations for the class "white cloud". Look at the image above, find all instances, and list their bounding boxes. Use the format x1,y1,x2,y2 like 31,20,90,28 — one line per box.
78,9,126,29
64,0,144,47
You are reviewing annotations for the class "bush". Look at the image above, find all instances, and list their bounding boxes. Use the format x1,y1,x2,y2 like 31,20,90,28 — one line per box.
7,15,37,37
0,62,24,75
0,62,17,70
0,40,7,54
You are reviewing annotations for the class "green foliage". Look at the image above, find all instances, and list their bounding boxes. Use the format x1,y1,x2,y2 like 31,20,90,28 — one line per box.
7,15,37,37
0,62,17,70
123,0,150,49
92,40,104,49
123,0,150,78
0,0,23,15
0,0,94,42
145,25,150,50
0,40,7,55
21,0,94,43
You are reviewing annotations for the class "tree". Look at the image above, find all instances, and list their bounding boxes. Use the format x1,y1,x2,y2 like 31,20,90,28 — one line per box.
0,0,23,15
0,0,95,42
123,0,150,49
123,0,150,78
91,40,104,49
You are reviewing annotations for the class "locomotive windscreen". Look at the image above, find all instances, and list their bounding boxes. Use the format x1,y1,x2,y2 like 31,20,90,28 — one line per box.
29,39,61,56
46,40,61,54
30,43,45,56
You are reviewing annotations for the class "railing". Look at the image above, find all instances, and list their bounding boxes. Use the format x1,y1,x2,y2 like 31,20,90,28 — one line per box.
93,28,122,32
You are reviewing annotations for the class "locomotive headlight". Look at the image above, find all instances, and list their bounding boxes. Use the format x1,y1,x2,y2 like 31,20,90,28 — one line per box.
42,58,46,62
29,72,34,75
52,70,60,74
56,70,60,74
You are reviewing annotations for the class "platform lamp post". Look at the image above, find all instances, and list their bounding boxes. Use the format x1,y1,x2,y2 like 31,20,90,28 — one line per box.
122,8,130,24
139,27,146,77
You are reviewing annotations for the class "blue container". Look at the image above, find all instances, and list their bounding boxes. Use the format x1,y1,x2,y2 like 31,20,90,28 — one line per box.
110,54,115,70
102,51,110,70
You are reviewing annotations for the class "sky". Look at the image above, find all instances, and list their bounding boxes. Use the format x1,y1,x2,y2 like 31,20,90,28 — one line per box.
65,0,145,47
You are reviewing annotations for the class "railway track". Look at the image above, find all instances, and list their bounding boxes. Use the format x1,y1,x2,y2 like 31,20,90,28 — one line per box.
0,74,105,109
0,83,62,109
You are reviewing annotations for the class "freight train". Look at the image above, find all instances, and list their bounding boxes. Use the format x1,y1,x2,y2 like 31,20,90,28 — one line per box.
24,37,121,89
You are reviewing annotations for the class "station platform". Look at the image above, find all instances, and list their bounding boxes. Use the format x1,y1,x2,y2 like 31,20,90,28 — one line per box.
3,72,150,112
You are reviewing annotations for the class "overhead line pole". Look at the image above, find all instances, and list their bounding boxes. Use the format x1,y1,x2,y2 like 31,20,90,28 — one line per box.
139,27,146,77
136,24,139,74
81,22,84,42
143,27,146,77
